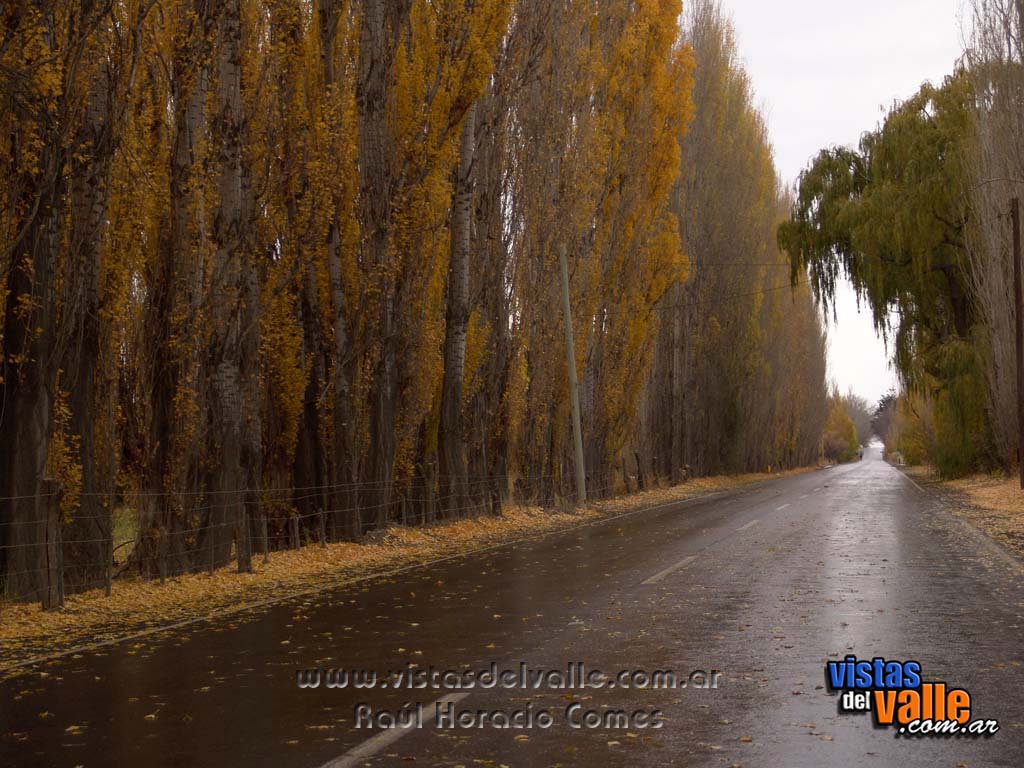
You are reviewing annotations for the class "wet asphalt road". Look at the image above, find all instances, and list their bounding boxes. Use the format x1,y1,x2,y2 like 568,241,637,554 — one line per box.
3,445,1024,767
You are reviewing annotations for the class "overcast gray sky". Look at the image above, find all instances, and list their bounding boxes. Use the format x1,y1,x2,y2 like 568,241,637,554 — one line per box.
721,0,965,405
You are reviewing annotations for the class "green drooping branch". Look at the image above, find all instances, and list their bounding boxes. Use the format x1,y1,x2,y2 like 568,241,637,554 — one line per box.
779,70,995,476
778,71,976,392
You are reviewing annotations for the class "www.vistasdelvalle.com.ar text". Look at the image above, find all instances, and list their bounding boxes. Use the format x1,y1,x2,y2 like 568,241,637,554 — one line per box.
295,661,721,692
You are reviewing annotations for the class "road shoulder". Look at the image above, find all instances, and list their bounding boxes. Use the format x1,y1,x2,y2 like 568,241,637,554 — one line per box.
899,464,1024,566
0,468,816,678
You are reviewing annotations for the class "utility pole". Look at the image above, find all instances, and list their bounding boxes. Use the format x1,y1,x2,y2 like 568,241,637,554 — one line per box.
559,244,587,504
1013,197,1023,489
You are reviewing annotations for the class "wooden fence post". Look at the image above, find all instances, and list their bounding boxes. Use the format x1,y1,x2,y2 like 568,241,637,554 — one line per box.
261,510,270,564
161,525,170,583
41,479,64,610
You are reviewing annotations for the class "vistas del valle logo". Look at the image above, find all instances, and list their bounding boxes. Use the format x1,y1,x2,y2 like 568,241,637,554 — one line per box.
825,656,999,737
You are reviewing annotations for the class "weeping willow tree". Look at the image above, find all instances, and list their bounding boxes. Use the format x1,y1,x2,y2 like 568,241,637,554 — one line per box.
778,70,994,477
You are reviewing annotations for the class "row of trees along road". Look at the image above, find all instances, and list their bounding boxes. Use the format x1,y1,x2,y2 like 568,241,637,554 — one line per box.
0,0,830,604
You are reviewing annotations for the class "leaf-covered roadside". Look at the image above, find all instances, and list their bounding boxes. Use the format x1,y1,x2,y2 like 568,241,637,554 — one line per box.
0,470,809,678
905,466,1024,561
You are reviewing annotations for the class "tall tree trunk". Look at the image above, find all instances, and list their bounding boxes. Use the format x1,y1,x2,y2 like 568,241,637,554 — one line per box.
239,156,262,568
204,0,250,572
136,22,210,578
61,64,116,592
0,156,63,602
274,0,329,530
357,0,409,529
320,0,358,539
438,102,476,518
0,6,72,601
294,262,329,523
670,280,685,483
466,88,511,515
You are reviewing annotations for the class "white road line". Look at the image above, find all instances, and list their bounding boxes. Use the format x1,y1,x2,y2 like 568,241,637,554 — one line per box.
736,519,760,532
813,486,822,492
775,503,791,511
322,692,472,768
897,470,926,493
642,555,697,585
799,494,808,500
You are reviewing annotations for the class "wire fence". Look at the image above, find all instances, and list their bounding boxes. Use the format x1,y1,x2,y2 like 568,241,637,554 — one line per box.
0,468,654,609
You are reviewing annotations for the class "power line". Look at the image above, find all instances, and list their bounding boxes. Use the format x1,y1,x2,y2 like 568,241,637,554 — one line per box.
599,279,811,319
